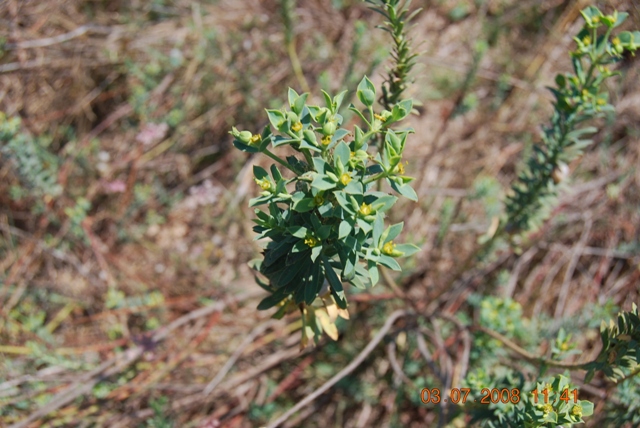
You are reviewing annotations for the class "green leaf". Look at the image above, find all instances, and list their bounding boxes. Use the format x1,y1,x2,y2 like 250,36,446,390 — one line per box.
390,180,418,201
292,192,316,212
233,139,260,153
280,258,310,287
334,141,350,168
288,88,299,108
287,225,308,238
343,180,364,195
299,140,321,153
311,174,337,191
372,215,384,247
272,136,299,147
270,165,283,182
266,109,286,130
614,12,629,28
357,218,372,234
339,220,352,239
381,222,403,244
333,90,348,112
253,165,269,180
371,194,398,212
394,243,421,257
311,245,322,262
312,157,330,173
322,255,347,308
257,288,288,310
293,93,308,115
579,400,594,416
321,90,334,112
305,262,323,305
368,260,379,286
335,191,355,214
249,194,272,207
378,255,401,271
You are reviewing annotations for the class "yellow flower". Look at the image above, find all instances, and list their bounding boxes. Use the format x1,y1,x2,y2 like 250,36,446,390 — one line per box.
582,35,591,45
612,37,621,46
321,135,332,146
255,178,272,191
359,203,372,216
291,122,303,132
373,113,385,122
304,236,319,247
314,194,324,206
394,162,405,175
250,134,262,145
542,403,553,415
340,173,352,186
382,241,395,255
571,404,583,417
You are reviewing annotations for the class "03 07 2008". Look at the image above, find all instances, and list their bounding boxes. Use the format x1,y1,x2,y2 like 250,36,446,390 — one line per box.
420,388,521,405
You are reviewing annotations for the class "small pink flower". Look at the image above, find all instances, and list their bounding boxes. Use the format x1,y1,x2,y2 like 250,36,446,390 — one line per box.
136,122,169,146
103,180,126,193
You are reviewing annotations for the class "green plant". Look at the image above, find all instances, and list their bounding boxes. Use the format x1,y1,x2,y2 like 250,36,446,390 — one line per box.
0,113,62,207
504,7,639,235
232,80,419,345
366,0,421,110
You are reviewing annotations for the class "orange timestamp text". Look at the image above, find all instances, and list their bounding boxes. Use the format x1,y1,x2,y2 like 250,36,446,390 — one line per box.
421,388,521,405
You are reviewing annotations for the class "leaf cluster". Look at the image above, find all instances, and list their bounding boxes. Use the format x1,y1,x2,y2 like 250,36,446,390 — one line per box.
505,6,637,234
365,0,421,110
231,77,419,343
585,303,640,382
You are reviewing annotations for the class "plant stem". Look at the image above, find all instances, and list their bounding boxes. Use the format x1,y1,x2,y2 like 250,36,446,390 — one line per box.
364,172,386,185
263,149,297,174
475,325,590,370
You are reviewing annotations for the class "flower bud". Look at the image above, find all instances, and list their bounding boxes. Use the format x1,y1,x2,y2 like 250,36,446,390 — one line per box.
322,120,337,136
303,130,317,145
237,130,252,143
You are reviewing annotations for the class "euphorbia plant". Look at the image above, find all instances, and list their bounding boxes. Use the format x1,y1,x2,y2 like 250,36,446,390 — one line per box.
231,77,419,345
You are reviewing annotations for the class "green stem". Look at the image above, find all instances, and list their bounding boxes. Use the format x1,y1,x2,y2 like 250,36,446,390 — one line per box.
364,172,386,185
476,325,590,370
302,149,314,167
263,149,297,174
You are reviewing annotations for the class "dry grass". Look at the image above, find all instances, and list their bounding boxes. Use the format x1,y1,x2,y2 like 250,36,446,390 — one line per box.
1,0,639,427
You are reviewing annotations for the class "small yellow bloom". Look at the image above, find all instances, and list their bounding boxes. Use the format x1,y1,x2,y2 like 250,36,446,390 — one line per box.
542,403,554,415
596,98,607,106
321,135,332,146
359,203,372,216
571,404,583,417
314,194,324,206
256,178,272,191
382,241,395,255
340,173,352,186
394,162,405,175
304,236,319,247
373,113,385,122
583,35,591,45
581,89,590,98
250,134,262,145
612,37,621,46
592,16,600,23
291,122,303,132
